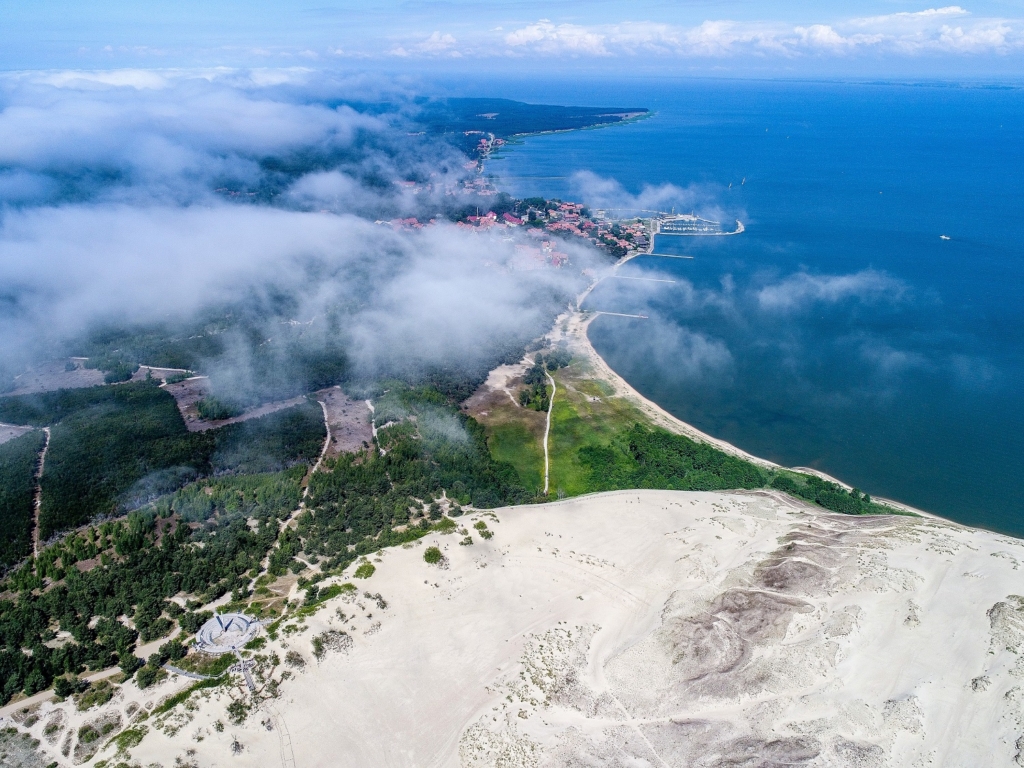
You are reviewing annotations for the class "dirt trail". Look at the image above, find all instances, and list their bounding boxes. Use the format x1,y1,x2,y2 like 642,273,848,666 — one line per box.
303,400,332,499
188,395,307,433
32,427,51,558
543,370,556,496
250,398,333,593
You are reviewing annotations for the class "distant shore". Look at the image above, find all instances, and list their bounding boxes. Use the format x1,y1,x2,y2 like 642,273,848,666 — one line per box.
507,110,653,142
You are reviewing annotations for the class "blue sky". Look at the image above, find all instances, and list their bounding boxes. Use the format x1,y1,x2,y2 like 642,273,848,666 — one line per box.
2,1,1024,76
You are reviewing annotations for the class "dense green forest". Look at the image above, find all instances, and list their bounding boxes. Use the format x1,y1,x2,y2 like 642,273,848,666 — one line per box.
0,382,326,542
518,351,572,411
413,98,648,154
769,471,896,516
0,384,133,427
0,382,527,704
301,384,530,573
578,424,768,492
577,423,898,516
38,382,209,538
0,431,46,570
211,401,325,474
0,467,300,704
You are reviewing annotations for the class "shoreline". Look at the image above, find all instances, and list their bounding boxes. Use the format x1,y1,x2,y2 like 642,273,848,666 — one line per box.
551,308,943,522
555,310,778,470
498,110,654,144
485,115,957,529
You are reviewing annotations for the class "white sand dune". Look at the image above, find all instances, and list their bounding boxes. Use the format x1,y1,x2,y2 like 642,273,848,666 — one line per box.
115,490,1024,767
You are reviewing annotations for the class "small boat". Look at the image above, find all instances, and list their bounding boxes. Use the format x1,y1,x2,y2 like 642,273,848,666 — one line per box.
940,235,951,240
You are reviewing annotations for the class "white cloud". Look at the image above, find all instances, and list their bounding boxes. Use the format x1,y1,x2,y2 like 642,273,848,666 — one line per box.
849,6,970,27
0,72,597,381
415,32,458,53
569,171,727,219
505,20,610,56
32,69,173,90
603,314,733,383
857,338,929,376
756,270,908,313
494,10,1024,59
0,71,382,205
0,203,587,377
794,25,853,51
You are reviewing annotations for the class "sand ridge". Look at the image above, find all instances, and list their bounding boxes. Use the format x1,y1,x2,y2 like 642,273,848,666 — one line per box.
63,489,1024,767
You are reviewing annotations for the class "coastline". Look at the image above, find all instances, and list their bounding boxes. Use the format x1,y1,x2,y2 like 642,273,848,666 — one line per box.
502,110,654,143
481,111,654,167
550,308,943,521
79,489,1024,767
485,116,950,527
554,309,779,470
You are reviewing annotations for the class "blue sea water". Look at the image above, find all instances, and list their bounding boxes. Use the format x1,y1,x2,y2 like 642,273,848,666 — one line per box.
483,79,1024,535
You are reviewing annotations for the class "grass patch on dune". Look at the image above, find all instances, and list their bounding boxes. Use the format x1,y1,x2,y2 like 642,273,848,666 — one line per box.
488,421,544,492
150,674,228,716
546,366,647,497
474,354,906,519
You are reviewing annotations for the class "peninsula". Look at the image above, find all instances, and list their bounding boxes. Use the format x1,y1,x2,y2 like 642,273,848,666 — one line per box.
0,189,1017,768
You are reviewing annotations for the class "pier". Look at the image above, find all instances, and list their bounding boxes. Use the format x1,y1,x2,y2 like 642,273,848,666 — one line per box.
591,311,648,319
609,275,677,284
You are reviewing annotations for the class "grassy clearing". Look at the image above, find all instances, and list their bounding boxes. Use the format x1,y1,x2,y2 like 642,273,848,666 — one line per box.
173,652,234,678
470,352,905,518
470,356,651,498
487,421,543,492
547,364,644,498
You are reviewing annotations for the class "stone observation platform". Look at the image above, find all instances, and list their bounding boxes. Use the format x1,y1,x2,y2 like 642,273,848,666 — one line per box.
194,612,260,654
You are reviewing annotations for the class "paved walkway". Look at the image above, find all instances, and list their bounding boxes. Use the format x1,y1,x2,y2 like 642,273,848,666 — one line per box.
163,664,212,681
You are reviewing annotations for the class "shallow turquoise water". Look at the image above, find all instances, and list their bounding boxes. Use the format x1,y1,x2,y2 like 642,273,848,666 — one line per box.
485,79,1024,535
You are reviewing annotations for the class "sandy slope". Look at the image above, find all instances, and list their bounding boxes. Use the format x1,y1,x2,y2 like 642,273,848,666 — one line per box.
100,490,1024,767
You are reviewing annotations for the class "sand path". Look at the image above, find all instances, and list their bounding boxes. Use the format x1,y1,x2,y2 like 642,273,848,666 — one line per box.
31,427,50,558
188,395,307,433
542,369,555,495
306,399,332,491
